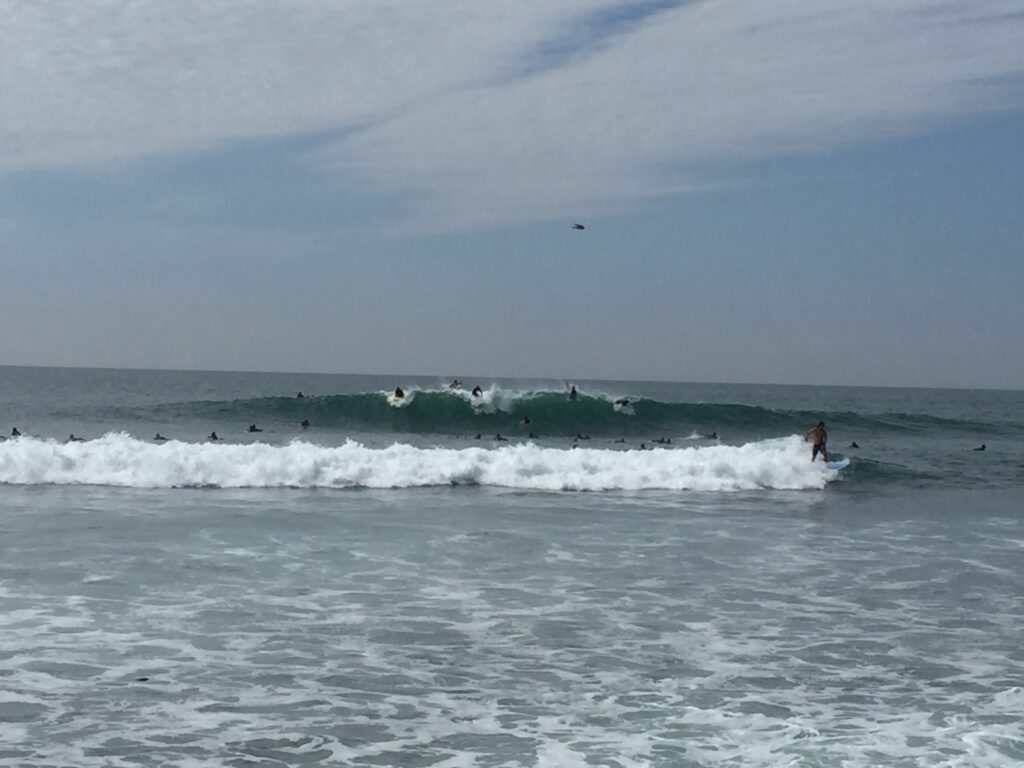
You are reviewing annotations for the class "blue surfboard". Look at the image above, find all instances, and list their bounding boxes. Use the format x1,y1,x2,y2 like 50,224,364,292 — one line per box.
826,458,850,470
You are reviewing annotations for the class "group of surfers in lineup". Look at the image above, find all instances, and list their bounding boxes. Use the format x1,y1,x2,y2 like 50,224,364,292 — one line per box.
0,421,982,457
1,394,980,458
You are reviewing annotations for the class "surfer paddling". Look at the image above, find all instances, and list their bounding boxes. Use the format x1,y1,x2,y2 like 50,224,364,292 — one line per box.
804,421,828,462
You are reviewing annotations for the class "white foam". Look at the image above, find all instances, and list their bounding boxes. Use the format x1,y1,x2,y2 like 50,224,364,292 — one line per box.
384,389,417,408
0,434,837,491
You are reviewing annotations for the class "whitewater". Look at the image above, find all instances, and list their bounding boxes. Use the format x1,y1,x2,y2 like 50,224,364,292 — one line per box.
0,433,837,491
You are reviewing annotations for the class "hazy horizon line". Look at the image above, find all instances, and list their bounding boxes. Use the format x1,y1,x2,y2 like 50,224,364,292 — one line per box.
1,362,1019,394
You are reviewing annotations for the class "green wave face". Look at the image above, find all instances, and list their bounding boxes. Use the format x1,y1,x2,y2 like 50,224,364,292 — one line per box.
141,388,1020,439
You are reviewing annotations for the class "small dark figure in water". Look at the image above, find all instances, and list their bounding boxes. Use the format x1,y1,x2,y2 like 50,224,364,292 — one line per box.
474,434,482,440
653,436,671,445
209,432,220,441
301,419,311,429
974,444,986,452
394,387,405,399
614,438,626,443
614,398,630,407
521,415,531,426
849,441,860,449
495,434,508,442
296,392,304,399
471,385,483,397
11,427,21,437
703,431,718,440
450,379,463,389
569,385,578,401
639,442,647,450
528,432,539,439
154,433,168,442
574,433,590,441
248,424,262,433
67,434,85,443
572,223,586,230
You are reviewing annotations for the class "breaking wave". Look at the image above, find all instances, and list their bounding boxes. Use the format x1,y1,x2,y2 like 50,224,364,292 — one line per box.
129,386,1015,438
0,434,841,492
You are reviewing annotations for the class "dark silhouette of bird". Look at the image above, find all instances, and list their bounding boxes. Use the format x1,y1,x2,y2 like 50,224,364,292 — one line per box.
571,223,585,230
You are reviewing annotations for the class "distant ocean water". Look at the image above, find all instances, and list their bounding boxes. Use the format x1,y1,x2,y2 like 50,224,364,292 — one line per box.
1,366,1021,766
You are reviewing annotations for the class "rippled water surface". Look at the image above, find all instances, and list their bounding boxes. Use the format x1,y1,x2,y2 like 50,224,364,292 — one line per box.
2,485,1021,767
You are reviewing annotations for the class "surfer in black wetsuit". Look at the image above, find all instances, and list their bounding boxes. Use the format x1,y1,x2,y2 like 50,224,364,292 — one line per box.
471,385,483,397
973,444,986,451
11,427,20,437
66,434,85,443
248,424,262,433
301,419,310,429
804,421,828,462
209,431,220,441
154,433,168,441
394,387,405,400
569,385,578,401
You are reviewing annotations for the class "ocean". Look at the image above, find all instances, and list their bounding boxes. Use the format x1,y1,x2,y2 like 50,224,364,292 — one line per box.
1,366,1021,767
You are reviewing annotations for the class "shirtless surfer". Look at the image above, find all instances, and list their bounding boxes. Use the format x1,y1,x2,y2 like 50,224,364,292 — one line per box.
804,421,828,462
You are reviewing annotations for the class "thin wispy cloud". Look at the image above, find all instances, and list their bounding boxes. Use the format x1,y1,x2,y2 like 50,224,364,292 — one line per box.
3,0,1023,231
507,0,686,82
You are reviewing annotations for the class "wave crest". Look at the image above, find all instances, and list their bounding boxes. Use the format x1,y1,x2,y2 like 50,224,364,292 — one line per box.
0,434,838,492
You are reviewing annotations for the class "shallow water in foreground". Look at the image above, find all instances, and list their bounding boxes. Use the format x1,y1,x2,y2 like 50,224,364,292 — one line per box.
2,484,1021,767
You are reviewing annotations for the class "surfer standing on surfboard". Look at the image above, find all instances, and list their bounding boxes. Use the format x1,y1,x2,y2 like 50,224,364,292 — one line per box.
804,421,828,462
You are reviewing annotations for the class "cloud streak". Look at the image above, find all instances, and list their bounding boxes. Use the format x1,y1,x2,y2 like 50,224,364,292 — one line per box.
3,0,1023,230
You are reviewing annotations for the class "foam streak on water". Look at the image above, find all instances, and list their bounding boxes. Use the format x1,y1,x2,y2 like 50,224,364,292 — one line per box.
1,487,1022,767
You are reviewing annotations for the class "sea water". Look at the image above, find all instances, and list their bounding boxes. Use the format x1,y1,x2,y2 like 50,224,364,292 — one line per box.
0,367,1021,766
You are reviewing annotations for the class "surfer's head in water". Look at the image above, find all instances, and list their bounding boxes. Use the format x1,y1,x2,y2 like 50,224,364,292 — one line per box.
301,419,310,429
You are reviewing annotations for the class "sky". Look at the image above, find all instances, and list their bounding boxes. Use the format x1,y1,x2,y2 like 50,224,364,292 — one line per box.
2,0,1023,389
